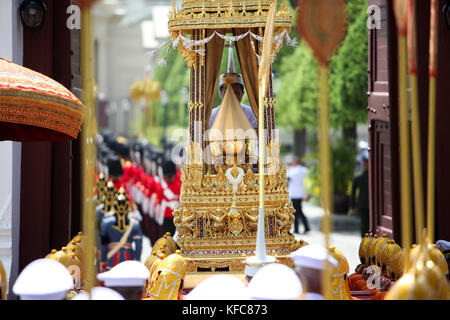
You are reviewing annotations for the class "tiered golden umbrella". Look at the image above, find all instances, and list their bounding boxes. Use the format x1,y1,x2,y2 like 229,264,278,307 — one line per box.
129,78,162,141
0,58,84,141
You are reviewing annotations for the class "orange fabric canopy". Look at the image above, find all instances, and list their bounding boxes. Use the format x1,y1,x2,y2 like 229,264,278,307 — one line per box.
0,58,85,142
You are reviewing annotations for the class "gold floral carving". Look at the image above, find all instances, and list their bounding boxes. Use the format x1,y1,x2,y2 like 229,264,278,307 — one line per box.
174,161,295,272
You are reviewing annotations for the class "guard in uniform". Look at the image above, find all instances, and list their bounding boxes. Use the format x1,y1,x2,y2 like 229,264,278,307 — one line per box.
156,159,181,237
96,181,117,231
150,150,165,241
100,191,143,272
96,173,107,205
118,186,142,223
141,158,156,238
106,155,124,191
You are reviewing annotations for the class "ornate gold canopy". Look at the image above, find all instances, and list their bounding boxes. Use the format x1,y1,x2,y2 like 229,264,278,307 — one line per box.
169,0,292,32
168,0,296,275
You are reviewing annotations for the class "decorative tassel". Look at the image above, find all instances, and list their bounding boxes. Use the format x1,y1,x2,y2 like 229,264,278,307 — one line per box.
194,48,206,56
172,34,181,49
157,57,167,67
166,28,295,61
250,40,261,65
149,41,167,57
286,36,299,47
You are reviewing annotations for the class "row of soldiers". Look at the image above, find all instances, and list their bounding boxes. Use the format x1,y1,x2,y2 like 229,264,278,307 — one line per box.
92,134,182,274
97,134,181,245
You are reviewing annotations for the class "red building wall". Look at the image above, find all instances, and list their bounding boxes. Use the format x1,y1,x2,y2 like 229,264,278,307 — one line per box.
19,0,81,272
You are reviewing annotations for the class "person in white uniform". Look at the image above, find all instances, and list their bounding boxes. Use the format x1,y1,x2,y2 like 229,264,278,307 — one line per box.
97,260,150,300
12,258,74,300
289,244,338,300
287,157,310,234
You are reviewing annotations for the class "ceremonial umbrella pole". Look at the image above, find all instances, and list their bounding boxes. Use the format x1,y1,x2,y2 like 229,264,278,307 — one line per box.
297,0,347,300
406,0,425,244
245,1,277,278
80,0,100,298
426,0,439,243
393,0,413,266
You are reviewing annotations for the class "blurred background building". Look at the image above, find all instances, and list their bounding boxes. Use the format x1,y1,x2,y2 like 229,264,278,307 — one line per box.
92,0,171,138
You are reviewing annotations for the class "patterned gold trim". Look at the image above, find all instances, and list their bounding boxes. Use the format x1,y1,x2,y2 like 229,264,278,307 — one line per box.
174,161,296,272
0,89,84,139
169,0,292,32
183,252,294,273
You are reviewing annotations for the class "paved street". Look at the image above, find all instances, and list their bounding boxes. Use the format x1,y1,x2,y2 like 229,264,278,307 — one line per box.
292,202,362,273
141,202,362,273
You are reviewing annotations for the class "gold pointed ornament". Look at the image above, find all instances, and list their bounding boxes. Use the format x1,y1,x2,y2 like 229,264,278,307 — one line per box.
244,0,278,280
386,241,449,300
209,85,256,160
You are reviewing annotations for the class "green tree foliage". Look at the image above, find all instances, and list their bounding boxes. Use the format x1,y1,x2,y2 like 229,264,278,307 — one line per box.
329,0,369,127
275,0,368,205
275,0,368,130
153,48,190,128
275,42,319,129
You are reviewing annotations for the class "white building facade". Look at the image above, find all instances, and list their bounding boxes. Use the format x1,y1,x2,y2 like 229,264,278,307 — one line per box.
93,0,171,138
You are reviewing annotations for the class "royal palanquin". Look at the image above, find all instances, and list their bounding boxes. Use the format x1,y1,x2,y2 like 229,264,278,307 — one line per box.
169,0,297,273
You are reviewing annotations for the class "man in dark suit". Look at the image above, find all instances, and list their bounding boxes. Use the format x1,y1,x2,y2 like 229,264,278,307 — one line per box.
349,157,369,238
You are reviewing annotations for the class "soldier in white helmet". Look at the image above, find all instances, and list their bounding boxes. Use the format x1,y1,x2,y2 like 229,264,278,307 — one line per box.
289,244,338,300
12,258,74,300
97,260,149,300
